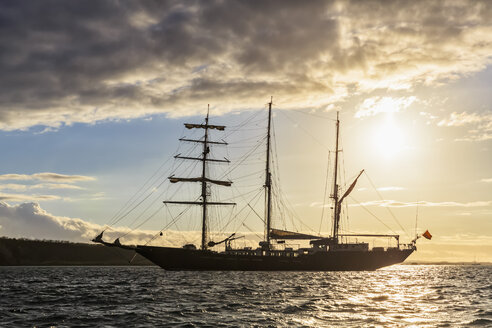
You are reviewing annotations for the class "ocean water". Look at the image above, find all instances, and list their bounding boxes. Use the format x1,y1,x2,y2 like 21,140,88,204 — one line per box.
0,265,491,327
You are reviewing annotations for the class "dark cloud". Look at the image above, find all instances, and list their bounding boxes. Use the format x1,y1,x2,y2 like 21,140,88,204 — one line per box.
0,0,491,130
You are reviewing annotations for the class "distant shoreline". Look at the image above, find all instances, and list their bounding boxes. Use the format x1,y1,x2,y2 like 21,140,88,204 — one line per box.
0,236,154,266
403,261,491,266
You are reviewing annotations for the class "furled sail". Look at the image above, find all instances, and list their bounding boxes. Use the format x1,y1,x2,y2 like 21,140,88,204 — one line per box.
338,170,364,204
184,123,225,131
270,229,321,240
168,176,232,186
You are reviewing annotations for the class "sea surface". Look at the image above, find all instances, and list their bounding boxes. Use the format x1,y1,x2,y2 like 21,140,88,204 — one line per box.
0,265,491,327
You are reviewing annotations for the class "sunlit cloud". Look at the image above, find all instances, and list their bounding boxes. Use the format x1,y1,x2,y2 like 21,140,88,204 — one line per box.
355,96,416,118
377,186,406,191
0,193,62,202
35,183,85,190
352,199,492,208
438,111,492,141
437,111,490,127
410,243,492,263
0,173,93,202
357,187,406,192
0,183,84,191
0,184,30,191
0,173,95,182
481,178,492,183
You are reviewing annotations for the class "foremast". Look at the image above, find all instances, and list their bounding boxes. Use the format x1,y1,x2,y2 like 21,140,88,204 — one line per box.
164,106,235,250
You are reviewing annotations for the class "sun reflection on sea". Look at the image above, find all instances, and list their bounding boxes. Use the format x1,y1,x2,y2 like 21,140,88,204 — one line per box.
282,265,488,327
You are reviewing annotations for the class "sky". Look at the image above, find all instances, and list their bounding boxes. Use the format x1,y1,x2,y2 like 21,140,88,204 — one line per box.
0,0,491,262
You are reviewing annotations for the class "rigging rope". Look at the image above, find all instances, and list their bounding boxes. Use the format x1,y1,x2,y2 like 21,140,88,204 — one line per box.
278,111,329,150
349,195,398,235
105,155,172,227
319,151,331,234
286,108,338,121
364,172,411,238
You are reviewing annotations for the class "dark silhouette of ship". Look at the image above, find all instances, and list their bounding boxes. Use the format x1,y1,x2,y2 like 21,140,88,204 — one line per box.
94,99,418,270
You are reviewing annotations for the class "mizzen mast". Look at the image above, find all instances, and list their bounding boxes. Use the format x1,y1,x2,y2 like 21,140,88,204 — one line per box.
164,105,235,250
331,112,364,244
331,111,341,243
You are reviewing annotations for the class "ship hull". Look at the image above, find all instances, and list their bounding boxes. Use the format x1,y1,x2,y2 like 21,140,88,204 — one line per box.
135,246,415,271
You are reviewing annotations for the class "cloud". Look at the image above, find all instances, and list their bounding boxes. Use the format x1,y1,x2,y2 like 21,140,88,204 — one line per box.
35,183,85,190
0,184,29,191
0,201,106,242
438,111,492,141
481,178,492,183
352,199,492,208
0,201,159,244
357,186,406,192
409,243,492,263
355,96,416,118
438,111,485,127
0,193,61,202
1,1,492,130
0,173,93,201
0,201,263,248
0,172,95,182
377,186,406,191
0,183,84,191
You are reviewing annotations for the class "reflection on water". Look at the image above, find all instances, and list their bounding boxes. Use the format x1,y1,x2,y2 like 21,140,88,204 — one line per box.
0,265,491,327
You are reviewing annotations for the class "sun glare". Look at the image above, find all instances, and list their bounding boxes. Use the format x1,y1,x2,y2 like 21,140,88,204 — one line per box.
372,115,406,160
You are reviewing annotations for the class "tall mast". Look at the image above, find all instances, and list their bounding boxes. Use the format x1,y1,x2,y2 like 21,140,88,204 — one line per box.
332,111,340,242
164,106,235,251
265,97,273,245
201,105,210,250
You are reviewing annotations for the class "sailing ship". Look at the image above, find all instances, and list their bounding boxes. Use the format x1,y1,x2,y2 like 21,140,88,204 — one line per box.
94,99,419,270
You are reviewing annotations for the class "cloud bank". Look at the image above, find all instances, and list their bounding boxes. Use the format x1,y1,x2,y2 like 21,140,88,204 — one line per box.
0,201,262,248
1,0,492,130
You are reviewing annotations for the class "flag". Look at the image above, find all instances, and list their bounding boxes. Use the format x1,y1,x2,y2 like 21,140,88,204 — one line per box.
422,230,432,240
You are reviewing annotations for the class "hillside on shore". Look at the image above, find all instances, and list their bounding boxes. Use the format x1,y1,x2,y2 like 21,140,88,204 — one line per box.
0,237,153,266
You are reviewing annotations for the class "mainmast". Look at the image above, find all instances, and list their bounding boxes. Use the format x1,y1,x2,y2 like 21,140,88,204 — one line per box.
164,106,235,250
265,97,273,245
332,111,340,243
201,108,210,250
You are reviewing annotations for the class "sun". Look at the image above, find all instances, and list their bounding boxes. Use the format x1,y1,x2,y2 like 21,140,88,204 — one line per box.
372,115,406,160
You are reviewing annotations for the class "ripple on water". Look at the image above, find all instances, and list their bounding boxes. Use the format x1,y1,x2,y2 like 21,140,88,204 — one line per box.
0,265,490,327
